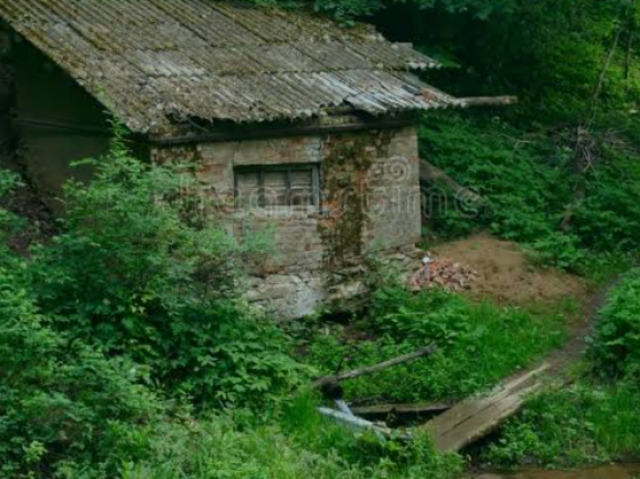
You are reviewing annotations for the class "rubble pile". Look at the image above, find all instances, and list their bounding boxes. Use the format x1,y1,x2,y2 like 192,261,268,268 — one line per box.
409,254,479,293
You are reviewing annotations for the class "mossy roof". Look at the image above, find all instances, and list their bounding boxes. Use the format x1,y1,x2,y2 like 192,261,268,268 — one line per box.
0,0,459,138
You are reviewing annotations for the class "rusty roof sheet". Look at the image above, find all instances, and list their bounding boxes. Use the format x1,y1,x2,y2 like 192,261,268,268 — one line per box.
0,0,450,137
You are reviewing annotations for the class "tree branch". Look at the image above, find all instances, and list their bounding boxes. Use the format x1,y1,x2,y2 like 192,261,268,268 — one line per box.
312,345,436,390
420,159,484,206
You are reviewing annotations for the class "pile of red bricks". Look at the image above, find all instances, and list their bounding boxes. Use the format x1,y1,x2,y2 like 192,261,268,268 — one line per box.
409,255,479,293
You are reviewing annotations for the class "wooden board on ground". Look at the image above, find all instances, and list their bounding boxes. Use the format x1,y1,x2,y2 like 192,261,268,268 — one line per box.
352,402,451,416
422,363,551,453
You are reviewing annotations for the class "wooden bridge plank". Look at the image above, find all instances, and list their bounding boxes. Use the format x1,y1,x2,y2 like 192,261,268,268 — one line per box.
422,363,551,452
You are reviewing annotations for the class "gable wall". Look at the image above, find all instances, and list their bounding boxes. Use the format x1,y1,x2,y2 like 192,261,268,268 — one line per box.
151,125,421,319
12,41,111,207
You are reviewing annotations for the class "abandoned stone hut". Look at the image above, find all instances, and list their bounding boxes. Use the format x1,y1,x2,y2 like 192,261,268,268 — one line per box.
0,0,473,319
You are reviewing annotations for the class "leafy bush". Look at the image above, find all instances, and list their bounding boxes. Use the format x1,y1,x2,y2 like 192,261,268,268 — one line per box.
591,268,640,379
0,169,24,245
572,147,640,252
369,287,471,347
0,262,163,478
117,398,462,479
7,135,303,410
419,112,572,241
528,232,586,272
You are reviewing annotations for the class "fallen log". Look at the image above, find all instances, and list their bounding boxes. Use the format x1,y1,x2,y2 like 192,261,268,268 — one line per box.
352,402,452,417
419,159,484,206
312,345,436,390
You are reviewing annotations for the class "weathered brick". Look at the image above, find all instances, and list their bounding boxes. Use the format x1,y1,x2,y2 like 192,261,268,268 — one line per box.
150,124,421,319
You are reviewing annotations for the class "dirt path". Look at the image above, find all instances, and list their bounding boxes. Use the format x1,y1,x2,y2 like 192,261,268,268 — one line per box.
422,235,620,453
432,232,612,378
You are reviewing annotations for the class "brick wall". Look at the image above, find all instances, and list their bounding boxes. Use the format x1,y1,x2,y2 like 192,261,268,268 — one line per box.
151,125,421,319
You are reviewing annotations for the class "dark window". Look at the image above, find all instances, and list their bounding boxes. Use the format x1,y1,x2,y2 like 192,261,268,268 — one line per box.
235,164,319,208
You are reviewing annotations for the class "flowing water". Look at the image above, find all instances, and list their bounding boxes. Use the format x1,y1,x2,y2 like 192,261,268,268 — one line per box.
476,464,640,479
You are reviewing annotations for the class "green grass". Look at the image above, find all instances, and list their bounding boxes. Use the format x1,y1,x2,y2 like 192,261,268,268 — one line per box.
482,269,640,469
482,381,640,468
115,395,463,479
303,287,572,404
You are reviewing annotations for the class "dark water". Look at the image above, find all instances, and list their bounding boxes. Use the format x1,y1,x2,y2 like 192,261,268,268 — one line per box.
477,464,640,479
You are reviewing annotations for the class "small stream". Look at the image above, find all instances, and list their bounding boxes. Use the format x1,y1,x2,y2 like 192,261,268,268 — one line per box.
477,464,640,479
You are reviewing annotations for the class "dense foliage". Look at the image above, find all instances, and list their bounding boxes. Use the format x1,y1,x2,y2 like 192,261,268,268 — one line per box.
419,112,640,272
0,142,307,476
0,160,466,478
0,272,162,477
119,399,462,479
591,269,640,379
21,139,302,410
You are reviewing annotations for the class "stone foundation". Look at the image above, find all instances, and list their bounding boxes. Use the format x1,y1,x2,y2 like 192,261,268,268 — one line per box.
152,122,422,319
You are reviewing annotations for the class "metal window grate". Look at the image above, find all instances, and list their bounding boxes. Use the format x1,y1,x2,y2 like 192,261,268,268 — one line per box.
234,164,319,208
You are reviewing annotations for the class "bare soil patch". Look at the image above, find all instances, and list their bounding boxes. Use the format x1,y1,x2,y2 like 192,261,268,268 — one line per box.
434,233,588,306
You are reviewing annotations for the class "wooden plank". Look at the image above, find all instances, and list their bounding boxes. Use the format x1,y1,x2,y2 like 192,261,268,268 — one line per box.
352,402,451,416
431,383,542,452
422,363,550,452
426,363,549,436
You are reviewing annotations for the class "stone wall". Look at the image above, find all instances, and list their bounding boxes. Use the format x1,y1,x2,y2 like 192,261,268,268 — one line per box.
151,124,421,319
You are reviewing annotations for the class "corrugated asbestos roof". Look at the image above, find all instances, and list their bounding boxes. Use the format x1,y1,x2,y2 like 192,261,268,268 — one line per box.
0,0,456,137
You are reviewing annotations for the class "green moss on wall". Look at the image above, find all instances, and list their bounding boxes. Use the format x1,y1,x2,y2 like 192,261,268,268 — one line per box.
319,130,393,271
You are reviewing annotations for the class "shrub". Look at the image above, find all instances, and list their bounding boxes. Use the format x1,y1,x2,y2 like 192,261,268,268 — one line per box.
572,146,640,252
18,133,304,410
0,169,23,246
591,268,640,379
117,399,463,479
369,287,471,347
528,232,586,272
0,264,163,478
419,112,572,245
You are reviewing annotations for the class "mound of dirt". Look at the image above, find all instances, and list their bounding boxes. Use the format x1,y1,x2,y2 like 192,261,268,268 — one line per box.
433,233,587,305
